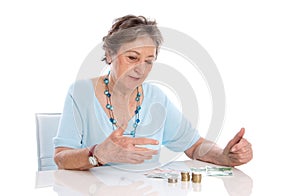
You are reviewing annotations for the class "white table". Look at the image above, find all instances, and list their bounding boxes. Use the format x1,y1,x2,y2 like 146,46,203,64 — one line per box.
35,160,252,196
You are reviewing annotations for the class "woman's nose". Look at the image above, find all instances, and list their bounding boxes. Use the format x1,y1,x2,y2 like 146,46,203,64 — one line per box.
133,62,147,75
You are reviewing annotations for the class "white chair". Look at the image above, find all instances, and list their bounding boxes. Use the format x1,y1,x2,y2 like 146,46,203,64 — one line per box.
35,113,61,171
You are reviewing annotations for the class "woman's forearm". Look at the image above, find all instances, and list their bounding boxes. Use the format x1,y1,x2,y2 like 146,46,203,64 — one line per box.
192,140,230,166
54,147,94,170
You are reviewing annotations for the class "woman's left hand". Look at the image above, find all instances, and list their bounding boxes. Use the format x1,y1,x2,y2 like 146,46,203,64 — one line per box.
223,128,253,166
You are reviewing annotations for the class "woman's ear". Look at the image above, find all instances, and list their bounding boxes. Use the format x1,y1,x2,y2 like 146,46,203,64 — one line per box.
105,52,112,65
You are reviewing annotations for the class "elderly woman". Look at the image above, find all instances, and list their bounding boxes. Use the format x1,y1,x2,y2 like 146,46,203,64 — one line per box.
54,15,252,170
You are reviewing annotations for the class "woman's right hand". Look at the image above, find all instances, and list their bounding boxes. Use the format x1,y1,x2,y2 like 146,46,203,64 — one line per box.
94,127,159,164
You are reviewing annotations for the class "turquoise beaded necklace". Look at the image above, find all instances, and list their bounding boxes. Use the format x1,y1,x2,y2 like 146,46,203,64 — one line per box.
103,72,142,137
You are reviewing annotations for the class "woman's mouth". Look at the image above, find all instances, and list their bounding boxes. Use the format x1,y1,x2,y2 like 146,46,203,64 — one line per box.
129,76,141,81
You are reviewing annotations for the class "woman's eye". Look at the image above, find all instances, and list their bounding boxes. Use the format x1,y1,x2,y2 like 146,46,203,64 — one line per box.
128,56,138,61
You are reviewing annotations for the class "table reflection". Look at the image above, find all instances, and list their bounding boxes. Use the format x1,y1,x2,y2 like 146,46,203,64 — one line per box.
183,160,253,196
36,160,252,196
53,169,160,196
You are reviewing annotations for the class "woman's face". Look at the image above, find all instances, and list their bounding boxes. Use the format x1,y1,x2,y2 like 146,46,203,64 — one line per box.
108,36,156,91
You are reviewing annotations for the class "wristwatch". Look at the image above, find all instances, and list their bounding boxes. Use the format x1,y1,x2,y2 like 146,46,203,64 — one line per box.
88,144,99,166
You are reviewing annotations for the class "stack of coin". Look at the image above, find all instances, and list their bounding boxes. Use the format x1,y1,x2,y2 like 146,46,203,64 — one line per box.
181,171,190,182
168,177,178,183
191,172,202,183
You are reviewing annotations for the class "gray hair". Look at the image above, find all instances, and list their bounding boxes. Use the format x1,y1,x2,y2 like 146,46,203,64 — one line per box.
102,15,163,64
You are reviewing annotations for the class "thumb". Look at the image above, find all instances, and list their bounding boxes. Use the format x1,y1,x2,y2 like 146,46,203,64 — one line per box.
224,128,245,153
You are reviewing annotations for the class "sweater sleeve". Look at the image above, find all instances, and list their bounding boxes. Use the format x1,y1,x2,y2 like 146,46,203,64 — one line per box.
53,83,84,149
162,98,201,152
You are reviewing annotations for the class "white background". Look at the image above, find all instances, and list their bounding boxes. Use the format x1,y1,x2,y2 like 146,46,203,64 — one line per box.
1,0,299,195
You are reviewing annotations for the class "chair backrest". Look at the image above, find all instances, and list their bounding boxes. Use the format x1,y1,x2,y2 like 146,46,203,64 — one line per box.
36,113,61,171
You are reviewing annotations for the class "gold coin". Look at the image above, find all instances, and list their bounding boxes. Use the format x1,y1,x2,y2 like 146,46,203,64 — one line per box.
191,173,202,183
181,171,190,181
168,177,178,183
